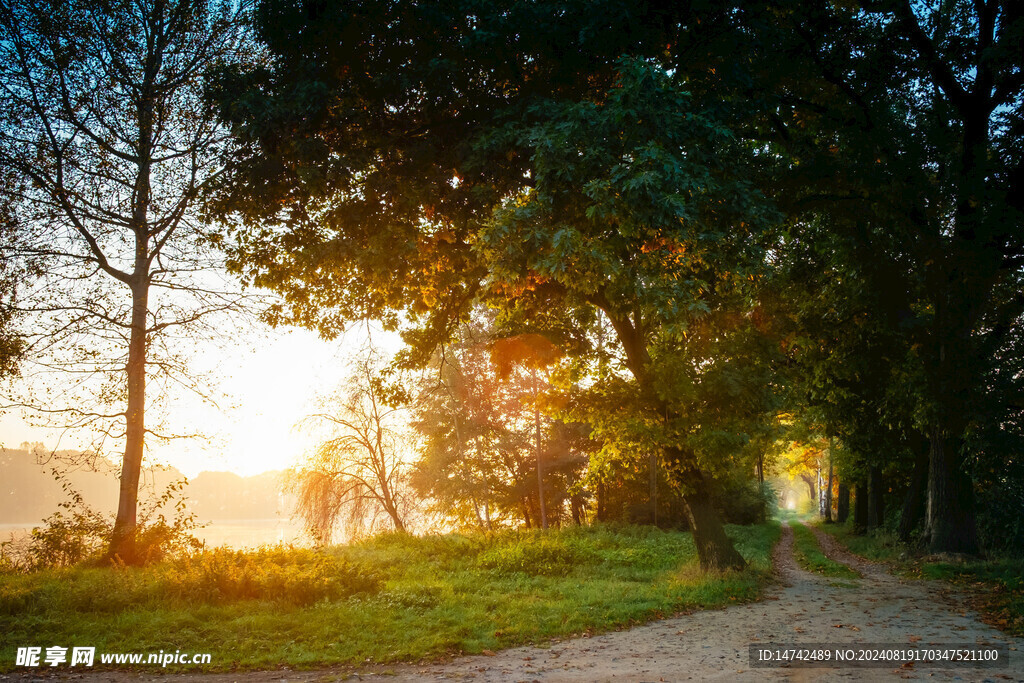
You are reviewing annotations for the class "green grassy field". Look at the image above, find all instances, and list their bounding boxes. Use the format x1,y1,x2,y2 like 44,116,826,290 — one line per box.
789,522,859,579
1,522,780,672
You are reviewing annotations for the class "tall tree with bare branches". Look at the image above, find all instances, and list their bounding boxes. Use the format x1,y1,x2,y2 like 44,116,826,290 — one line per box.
0,0,253,562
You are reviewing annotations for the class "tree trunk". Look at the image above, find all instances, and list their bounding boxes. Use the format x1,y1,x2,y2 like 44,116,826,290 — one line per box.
836,482,850,523
823,439,834,522
678,464,746,571
471,495,484,530
108,57,156,565
533,373,547,529
388,509,407,532
376,458,406,533
800,473,816,504
601,307,744,569
522,498,533,528
852,481,868,534
898,439,929,543
925,429,979,553
867,465,885,531
596,481,606,522
649,451,658,527
919,98,988,555
817,467,827,519
571,493,583,526
924,297,980,553
109,280,149,564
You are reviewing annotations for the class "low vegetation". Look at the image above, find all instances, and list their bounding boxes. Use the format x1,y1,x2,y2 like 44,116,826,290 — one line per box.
788,522,858,579
817,522,1024,637
0,522,780,672
813,523,903,564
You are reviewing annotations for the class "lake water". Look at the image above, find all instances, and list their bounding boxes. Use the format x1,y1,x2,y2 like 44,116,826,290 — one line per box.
0,519,309,550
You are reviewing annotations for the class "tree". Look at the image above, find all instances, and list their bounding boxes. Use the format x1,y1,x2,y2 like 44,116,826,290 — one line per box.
768,214,925,536
214,12,778,565
489,332,564,529
290,353,414,542
411,316,588,530
0,182,24,378
411,321,540,530
0,0,252,562
0,267,22,380
475,60,782,568
677,0,1022,553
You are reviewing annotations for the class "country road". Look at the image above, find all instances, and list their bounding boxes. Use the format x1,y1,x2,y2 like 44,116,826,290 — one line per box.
8,524,1022,682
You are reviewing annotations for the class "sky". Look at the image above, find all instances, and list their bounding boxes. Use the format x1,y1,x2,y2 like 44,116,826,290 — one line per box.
0,323,403,478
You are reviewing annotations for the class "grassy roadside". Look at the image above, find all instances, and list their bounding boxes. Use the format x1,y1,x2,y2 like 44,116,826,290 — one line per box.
789,522,859,579
816,522,1024,636
813,522,903,563
1,522,781,672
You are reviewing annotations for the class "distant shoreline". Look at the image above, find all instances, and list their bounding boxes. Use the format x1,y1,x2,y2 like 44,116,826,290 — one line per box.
0,518,298,528
1,519,308,550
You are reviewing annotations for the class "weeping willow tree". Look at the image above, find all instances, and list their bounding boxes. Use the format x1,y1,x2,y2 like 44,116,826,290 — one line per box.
287,353,414,544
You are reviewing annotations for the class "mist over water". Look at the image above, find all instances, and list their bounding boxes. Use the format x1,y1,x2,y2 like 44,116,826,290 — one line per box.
1,519,308,550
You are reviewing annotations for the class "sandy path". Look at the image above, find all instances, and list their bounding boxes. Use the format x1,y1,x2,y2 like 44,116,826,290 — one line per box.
10,524,1023,682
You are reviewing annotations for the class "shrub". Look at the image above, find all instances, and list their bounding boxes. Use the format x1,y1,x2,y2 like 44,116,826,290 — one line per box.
25,506,109,569
17,470,202,570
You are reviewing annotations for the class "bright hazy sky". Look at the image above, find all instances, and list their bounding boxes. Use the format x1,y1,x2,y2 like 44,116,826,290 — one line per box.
0,324,402,478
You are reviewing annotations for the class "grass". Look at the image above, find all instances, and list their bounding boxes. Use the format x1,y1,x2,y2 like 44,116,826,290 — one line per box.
0,522,780,672
816,521,1024,636
789,522,859,579
813,522,903,563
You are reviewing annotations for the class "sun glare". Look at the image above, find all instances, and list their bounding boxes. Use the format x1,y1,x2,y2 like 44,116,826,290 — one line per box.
1,325,404,479
157,326,405,478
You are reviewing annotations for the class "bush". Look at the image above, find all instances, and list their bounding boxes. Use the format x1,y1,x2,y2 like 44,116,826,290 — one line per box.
356,530,487,568
13,470,202,570
0,546,384,616
25,505,109,569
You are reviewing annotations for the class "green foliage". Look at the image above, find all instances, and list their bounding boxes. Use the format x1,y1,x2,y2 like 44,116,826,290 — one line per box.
211,0,1024,561
712,473,774,525
22,504,110,570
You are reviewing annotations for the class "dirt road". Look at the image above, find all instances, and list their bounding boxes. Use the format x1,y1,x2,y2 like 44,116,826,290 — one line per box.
9,524,1022,682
